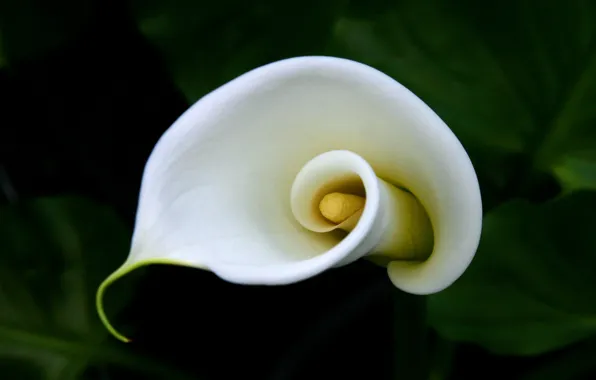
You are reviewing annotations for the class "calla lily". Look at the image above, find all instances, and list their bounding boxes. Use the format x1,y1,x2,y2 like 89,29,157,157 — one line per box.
96,56,482,342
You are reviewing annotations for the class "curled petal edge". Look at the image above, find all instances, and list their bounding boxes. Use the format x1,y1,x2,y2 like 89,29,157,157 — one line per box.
96,56,483,342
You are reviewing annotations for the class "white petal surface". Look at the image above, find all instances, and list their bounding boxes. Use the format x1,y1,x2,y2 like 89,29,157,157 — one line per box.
97,56,482,341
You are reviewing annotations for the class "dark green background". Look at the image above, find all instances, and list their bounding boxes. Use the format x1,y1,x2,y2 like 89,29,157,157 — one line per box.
1,0,596,379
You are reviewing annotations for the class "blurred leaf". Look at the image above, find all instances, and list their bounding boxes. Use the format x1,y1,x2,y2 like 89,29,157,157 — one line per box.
0,197,192,379
521,337,596,380
428,191,596,355
552,151,596,192
329,0,596,198
128,0,347,101
0,0,93,65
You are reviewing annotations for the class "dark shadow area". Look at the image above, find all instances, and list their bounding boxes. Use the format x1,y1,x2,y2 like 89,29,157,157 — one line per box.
2,1,595,380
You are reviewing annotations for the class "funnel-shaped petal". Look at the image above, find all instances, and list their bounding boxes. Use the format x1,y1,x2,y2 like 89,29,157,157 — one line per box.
97,56,482,342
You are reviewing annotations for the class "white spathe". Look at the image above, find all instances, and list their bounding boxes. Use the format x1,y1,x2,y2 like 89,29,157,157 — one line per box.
96,56,482,342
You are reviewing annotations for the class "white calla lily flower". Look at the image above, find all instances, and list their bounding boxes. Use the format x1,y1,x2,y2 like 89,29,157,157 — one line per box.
96,56,482,342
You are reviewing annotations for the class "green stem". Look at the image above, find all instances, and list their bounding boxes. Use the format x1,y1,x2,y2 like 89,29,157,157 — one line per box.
392,290,428,380
427,337,456,380
269,277,387,380
0,166,18,203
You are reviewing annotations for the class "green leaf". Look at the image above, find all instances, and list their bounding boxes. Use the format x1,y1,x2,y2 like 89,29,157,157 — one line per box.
521,337,596,380
128,0,347,102
329,0,596,197
0,0,93,65
0,197,192,379
552,152,596,192
427,191,596,355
